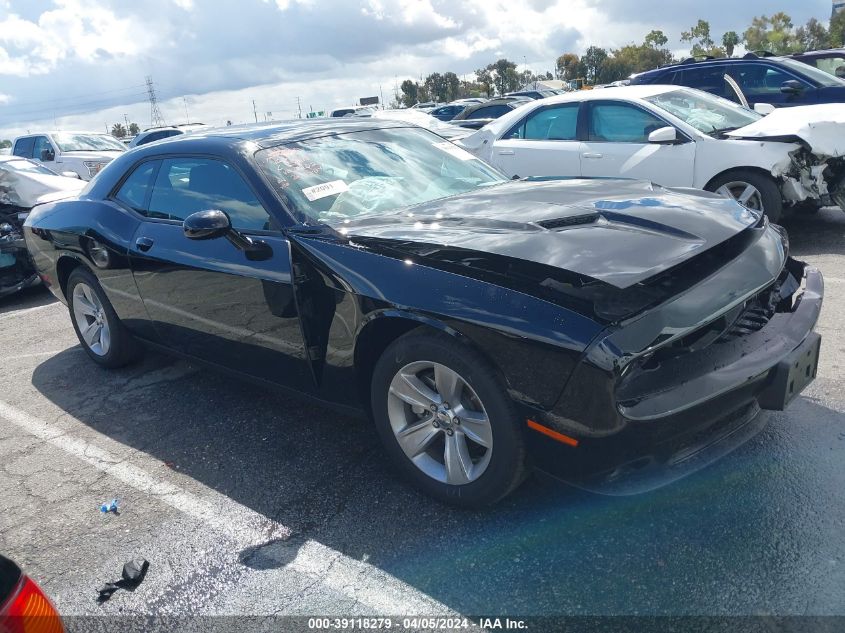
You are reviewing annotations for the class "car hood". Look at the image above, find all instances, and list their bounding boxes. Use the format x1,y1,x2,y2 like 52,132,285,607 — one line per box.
0,169,85,209
341,178,760,289
727,104,845,158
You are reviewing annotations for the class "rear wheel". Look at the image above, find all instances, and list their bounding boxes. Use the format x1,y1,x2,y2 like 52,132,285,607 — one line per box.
707,170,783,223
371,330,526,508
67,267,141,368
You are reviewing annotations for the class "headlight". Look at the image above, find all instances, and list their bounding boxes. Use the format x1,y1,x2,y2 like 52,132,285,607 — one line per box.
83,161,108,177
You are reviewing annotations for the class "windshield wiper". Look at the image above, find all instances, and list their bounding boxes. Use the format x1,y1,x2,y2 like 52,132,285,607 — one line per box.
708,126,743,138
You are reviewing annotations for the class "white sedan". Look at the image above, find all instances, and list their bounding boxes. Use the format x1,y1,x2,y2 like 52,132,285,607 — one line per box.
459,85,845,221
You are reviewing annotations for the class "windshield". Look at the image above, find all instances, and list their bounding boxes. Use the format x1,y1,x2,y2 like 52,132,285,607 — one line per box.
255,127,506,226
644,89,762,134
52,133,126,152
779,57,845,87
1,159,59,176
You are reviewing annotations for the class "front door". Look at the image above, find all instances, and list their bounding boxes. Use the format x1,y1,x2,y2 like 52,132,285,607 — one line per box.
490,102,582,178
579,101,696,187
120,156,314,392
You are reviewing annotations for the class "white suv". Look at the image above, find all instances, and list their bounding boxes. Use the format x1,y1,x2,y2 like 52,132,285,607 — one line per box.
12,132,126,181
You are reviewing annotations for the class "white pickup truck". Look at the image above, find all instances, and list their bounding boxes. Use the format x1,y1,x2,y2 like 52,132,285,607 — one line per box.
11,132,126,181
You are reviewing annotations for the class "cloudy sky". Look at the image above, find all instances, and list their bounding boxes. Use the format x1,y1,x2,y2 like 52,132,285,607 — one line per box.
0,0,832,139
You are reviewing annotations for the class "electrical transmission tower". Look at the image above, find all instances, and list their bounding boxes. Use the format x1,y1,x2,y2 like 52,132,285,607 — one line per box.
146,76,165,127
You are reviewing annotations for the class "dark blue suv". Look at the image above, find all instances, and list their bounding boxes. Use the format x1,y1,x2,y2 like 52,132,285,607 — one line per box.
630,53,845,108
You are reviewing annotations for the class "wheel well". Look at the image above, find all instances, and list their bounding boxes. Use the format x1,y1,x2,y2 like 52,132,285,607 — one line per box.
704,166,779,192
56,256,85,300
354,317,423,416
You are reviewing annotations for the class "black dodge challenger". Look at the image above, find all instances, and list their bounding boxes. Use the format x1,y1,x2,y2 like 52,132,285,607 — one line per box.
24,120,823,507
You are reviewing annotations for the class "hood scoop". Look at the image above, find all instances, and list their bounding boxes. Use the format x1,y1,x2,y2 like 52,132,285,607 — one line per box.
536,213,600,230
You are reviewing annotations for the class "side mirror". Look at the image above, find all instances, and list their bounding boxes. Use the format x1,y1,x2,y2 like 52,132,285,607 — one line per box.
183,209,273,261
40,149,55,162
780,80,804,95
754,103,776,115
648,126,679,144
61,171,81,179
183,209,231,240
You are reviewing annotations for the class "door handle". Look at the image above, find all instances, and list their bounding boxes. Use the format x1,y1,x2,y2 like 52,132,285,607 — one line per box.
582,152,603,159
497,150,515,155
135,237,154,252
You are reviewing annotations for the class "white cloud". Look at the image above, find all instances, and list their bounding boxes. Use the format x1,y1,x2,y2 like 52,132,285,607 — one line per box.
0,0,831,139
0,0,145,77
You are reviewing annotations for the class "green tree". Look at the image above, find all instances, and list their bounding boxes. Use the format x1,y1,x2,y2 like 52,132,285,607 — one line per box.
423,72,447,102
475,67,494,97
581,46,608,84
487,58,520,95
0,140,10,149
443,72,461,101
128,122,140,136
556,53,580,81
681,19,716,55
400,79,418,107
644,30,669,49
795,18,828,52
831,9,845,47
744,13,800,54
111,123,126,138
722,31,740,57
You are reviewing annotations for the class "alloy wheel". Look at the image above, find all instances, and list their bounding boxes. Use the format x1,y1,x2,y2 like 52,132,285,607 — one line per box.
72,282,111,356
386,361,493,485
716,181,764,212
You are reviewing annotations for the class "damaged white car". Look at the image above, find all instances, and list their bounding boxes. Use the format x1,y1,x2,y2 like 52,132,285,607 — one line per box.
458,85,844,221
0,156,84,297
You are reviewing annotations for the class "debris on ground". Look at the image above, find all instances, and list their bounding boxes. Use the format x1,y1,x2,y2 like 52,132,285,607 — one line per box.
97,559,149,603
99,499,120,514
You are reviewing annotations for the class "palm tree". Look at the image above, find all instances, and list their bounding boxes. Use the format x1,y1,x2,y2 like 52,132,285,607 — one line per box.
111,123,126,139
723,31,741,58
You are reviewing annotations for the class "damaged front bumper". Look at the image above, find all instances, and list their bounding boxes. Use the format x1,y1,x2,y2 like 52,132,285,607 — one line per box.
0,233,39,298
779,148,845,210
528,259,823,494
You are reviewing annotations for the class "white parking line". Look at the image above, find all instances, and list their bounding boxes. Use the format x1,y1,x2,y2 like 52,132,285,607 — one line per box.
0,302,59,319
0,399,452,615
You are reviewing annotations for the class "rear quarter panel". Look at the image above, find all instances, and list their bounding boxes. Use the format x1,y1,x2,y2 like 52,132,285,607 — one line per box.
24,198,154,338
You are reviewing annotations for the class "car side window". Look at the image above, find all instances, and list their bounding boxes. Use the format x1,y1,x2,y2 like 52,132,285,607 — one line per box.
467,105,510,119
13,138,35,159
114,161,159,212
676,66,730,97
588,103,667,143
146,158,271,231
32,137,53,161
727,64,810,96
506,104,579,140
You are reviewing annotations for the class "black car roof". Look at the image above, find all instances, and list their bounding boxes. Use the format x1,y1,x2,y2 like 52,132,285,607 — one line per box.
637,54,798,79
158,118,410,149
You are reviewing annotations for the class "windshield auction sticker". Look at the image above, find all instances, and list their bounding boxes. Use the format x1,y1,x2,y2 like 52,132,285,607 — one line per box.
302,180,349,201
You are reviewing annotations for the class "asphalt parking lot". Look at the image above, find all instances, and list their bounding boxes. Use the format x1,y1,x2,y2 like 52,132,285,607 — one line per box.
1,208,844,622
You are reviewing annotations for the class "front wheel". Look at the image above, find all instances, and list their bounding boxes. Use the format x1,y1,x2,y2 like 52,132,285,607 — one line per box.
371,330,527,508
707,170,783,223
67,267,141,368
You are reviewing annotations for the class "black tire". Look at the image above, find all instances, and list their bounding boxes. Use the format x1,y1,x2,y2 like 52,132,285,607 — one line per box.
706,170,783,223
370,329,527,508
67,267,141,368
